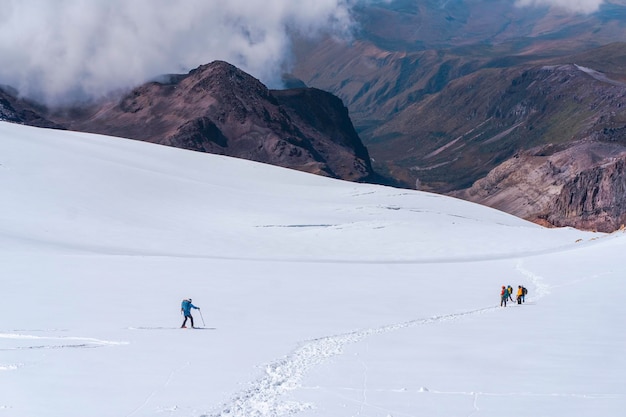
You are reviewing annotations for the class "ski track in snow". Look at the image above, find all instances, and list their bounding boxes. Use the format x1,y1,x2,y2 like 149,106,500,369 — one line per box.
207,306,496,417
125,361,190,417
0,332,128,352
0,332,129,389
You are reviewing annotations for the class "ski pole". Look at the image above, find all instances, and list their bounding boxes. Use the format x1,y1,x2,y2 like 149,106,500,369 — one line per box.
199,309,206,327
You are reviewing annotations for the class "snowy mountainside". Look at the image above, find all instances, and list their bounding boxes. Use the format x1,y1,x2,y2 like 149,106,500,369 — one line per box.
0,122,589,261
1,121,624,417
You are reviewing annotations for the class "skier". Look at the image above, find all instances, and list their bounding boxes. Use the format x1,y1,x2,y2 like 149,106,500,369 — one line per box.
500,286,508,307
516,286,524,304
181,298,200,328
521,286,528,303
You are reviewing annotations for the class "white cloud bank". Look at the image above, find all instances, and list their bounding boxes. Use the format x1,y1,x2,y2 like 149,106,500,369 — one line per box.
0,0,358,104
516,0,605,14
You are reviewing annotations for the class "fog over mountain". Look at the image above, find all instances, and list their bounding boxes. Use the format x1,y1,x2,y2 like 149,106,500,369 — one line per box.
0,0,358,104
0,0,604,105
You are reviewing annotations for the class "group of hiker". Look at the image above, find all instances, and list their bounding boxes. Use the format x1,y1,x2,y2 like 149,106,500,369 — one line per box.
500,285,527,307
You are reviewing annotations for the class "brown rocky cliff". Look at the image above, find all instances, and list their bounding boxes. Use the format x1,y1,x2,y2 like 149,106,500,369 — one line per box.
452,142,626,232
549,157,626,231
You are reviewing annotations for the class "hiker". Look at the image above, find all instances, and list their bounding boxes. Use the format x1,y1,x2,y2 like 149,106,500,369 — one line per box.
500,286,508,307
516,286,524,304
521,286,528,303
181,298,200,328
507,285,514,302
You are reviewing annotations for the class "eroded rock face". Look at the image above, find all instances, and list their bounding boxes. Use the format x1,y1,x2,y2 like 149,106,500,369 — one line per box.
452,142,626,232
549,157,626,231
53,61,378,183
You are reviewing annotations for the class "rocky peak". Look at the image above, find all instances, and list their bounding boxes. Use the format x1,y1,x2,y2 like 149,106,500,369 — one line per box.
44,61,380,183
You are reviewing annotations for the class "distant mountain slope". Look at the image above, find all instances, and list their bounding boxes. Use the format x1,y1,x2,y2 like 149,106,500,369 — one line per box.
291,1,626,231
45,61,380,183
293,0,626,128
374,54,626,186
373,46,626,232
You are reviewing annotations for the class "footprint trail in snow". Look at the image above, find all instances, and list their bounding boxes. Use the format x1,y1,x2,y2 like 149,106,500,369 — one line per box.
210,306,496,417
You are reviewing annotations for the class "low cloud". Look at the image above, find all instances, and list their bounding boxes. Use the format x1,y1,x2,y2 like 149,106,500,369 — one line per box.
515,0,605,14
0,0,358,105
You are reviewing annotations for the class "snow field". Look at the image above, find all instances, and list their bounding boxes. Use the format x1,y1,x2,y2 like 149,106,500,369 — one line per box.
1,121,624,416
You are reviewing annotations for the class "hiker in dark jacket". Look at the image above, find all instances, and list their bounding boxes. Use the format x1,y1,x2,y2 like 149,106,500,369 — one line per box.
181,298,200,328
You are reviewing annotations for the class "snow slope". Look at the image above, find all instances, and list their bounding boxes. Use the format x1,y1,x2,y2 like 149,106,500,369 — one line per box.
1,121,624,416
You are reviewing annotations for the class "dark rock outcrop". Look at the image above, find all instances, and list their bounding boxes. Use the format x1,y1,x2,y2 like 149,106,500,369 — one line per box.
0,87,62,128
549,157,626,232
271,88,373,180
